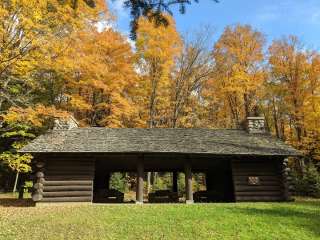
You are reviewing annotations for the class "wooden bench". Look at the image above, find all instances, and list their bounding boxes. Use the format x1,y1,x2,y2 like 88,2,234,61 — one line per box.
94,189,124,203
193,190,224,202
148,190,179,203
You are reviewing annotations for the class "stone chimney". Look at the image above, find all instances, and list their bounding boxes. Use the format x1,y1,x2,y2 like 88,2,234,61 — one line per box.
53,115,79,130
246,116,266,134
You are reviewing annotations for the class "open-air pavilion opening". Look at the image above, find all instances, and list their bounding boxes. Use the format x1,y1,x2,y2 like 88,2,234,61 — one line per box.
92,153,235,204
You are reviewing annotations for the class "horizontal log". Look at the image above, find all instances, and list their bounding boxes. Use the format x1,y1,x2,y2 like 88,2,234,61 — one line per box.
44,185,92,192
46,171,94,177
236,196,283,202
46,164,93,169
233,170,277,174
45,174,94,179
236,191,281,197
46,166,94,171
232,160,276,164
46,158,94,162
46,165,94,169
43,191,92,197
234,186,281,192
234,180,280,186
46,159,94,163
44,180,92,186
232,167,277,173
45,172,94,176
233,176,280,181
46,170,94,175
46,167,94,172
232,163,276,168
233,172,279,177
45,176,94,181
232,159,278,163
42,196,92,202
46,161,94,166
46,171,94,175
233,168,280,174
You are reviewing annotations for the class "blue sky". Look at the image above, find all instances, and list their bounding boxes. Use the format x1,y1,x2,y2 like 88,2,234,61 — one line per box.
107,0,320,49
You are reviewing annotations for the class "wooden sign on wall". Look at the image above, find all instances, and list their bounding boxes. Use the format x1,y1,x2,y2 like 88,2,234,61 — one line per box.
248,176,260,186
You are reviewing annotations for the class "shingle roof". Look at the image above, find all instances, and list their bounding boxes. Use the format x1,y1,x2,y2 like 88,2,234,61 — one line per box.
20,128,299,156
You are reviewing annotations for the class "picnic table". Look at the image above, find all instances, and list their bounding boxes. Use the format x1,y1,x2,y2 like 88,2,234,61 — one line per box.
148,190,179,203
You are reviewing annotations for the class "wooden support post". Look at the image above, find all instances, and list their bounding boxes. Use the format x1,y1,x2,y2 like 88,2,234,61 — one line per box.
136,157,144,204
185,162,193,204
172,172,178,193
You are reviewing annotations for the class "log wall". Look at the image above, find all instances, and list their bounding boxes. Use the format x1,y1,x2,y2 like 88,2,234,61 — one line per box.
33,156,94,203
231,158,285,202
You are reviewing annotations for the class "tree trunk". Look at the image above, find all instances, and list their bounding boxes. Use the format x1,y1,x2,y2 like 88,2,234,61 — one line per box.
272,98,280,138
13,171,19,193
244,93,250,118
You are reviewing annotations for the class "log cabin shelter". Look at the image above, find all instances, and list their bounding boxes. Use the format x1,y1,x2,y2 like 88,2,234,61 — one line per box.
20,116,299,204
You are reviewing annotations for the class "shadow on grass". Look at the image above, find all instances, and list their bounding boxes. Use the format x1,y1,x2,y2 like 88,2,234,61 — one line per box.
224,201,320,236
0,198,35,207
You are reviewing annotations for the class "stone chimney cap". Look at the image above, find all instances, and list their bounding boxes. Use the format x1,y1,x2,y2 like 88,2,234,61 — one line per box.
247,116,266,134
247,116,265,120
53,115,79,130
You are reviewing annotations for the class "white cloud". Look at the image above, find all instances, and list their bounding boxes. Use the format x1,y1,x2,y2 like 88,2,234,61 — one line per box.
96,20,113,32
108,0,128,18
126,37,136,50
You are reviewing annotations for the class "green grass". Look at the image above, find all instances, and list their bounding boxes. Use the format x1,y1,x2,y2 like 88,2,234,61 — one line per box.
0,196,319,240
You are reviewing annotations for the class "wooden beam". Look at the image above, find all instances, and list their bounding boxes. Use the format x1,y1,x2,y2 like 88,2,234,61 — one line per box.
44,185,92,191
185,162,193,204
44,180,92,186
136,157,144,204
43,191,92,197
42,196,92,202
172,172,178,193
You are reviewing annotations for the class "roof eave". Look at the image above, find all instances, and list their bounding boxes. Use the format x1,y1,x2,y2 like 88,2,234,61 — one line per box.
19,150,300,157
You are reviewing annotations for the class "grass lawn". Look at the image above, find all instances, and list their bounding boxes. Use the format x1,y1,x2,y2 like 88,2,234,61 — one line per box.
0,195,319,240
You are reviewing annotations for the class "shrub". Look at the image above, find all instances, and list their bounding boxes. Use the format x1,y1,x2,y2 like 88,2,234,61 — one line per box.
110,172,127,193
292,163,320,198
177,173,185,195
153,172,172,191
